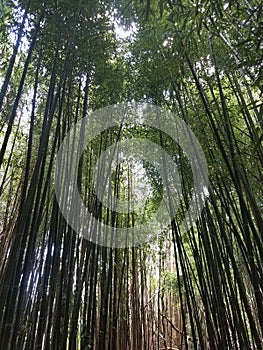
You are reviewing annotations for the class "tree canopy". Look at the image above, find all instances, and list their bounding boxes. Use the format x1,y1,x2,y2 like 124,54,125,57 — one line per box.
0,0,262,349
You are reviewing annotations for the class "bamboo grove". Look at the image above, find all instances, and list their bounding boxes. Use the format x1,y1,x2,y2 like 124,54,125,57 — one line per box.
0,0,262,349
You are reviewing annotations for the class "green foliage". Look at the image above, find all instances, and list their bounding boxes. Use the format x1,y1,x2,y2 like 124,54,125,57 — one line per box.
0,0,263,349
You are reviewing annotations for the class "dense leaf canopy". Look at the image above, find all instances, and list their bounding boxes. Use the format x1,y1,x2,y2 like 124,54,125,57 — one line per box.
0,0,262,349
